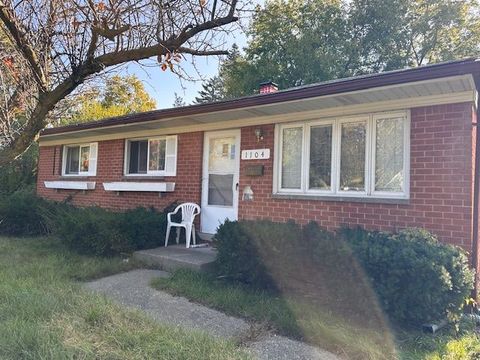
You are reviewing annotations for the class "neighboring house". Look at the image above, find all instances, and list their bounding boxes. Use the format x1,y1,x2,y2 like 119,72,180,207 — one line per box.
37,59,480,285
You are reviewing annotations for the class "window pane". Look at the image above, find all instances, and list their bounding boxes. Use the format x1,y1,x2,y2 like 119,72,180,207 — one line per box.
80,146,90,172
208,174,233,206
309,125,332,190
149,139,166,172
340,122,366,191
128,140,148,174
208,137,236,173
139,141,148,173
375,117,405,192
281,127,303,189
65,146,79,174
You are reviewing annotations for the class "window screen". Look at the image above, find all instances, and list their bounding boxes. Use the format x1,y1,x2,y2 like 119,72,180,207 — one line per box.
128,140,148,174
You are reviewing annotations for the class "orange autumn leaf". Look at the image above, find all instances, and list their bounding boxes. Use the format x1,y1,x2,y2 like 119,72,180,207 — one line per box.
3,56,14,69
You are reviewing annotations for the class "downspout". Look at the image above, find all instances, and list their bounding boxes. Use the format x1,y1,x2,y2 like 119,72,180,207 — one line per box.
472,74,480,298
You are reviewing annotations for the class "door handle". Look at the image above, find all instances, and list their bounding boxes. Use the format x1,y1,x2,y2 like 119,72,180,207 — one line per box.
235,183,239,191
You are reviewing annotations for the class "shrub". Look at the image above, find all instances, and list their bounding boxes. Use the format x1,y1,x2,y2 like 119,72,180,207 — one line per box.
0,144,37,196
213,220,475,325
52,206,130,256
340,227,475,325
213,220,280,288
0,190,50,236
119,207,167,250
213,220,354,290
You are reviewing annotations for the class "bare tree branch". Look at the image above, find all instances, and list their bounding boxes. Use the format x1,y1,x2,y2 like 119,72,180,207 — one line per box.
0,2,47,89
0,0,243,164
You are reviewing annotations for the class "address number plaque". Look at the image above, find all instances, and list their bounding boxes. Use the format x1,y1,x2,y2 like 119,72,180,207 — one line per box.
241,149,270,160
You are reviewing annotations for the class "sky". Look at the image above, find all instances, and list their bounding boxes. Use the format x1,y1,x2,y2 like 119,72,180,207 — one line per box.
120,54,226,109
120,3,260,110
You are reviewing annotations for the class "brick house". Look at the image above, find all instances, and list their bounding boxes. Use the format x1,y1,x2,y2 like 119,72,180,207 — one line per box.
37,59,480,285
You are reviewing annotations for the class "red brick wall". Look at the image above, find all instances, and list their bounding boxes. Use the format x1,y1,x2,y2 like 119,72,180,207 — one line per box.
37,132,203,210
238,103,475,252
37,103,475,253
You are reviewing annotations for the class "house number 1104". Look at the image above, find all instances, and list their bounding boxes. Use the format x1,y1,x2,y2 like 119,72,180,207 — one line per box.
241,149,270,160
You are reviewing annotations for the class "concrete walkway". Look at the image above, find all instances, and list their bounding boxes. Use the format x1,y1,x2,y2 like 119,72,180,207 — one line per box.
85,269,339,360
133,245,216,273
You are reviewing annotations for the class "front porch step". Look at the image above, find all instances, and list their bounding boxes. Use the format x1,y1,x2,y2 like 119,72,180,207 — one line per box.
198,232,215,242
133,245,217,273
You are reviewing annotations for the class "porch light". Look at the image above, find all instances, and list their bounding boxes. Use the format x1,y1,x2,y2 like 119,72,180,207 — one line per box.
254,128,264,142
242,185,254,201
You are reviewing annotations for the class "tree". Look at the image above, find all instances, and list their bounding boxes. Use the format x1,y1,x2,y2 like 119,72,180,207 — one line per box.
0,0,240,164
172,92,186,108
219,0,480,97
194,76,224,104
62,75,156,125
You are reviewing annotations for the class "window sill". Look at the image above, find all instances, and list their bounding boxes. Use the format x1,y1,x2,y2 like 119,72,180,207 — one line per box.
272,193,410,205
103,182,175,192
122,175,167,181
44,181,96,190
59,176,93,180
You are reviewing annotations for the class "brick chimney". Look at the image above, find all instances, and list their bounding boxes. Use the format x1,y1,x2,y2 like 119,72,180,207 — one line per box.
259,81,278,94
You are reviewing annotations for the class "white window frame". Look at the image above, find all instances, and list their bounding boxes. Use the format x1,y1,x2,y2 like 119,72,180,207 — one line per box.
370,111,410,198
305,119,336,195
273,110,410,200
124,135,177,177
61,142,97,176
277,123,305,193
336,115,370,197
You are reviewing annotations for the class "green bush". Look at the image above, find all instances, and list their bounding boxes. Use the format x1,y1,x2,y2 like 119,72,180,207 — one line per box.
50,204,179,256
0,190,50,236
340,227,475,325
0,144,37,196
0,190,176,256
52,206,130,256
119,207,168,250
213,220,475,325
213,220,279,288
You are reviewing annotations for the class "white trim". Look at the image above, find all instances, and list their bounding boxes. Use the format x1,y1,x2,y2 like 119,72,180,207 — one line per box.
124,135,177,177
305,119,336,194
336,116,369,196
164,135,178,177
61,142,98,176
370,111,411,198
44,181,96,190
273,110,410,200
277,123,304,193
39,87,476,146
102,182,175,192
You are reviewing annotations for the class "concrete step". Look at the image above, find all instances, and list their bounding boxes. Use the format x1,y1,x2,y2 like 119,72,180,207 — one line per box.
133,245,217,273
198,232,215,242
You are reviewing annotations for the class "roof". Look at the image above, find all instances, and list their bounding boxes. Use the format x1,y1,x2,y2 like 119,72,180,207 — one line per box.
40,58,480,141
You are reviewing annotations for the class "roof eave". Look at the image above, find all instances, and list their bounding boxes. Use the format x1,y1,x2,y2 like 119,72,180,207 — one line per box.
40,58,480,137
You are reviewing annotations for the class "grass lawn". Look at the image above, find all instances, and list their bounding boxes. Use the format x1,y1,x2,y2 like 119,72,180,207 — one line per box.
152,269,480,360
0,236,249,359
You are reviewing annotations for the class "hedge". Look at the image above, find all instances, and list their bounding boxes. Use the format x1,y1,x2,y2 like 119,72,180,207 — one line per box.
0,191,177,256
212,220,475,325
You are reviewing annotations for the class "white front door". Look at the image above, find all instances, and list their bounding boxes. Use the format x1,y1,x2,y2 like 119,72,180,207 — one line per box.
201,129,241,234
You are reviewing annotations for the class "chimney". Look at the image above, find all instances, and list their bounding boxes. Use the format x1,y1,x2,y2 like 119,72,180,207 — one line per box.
259,81,278,94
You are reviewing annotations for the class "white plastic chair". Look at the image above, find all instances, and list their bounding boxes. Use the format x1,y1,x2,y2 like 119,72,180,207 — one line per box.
165,203,201,248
